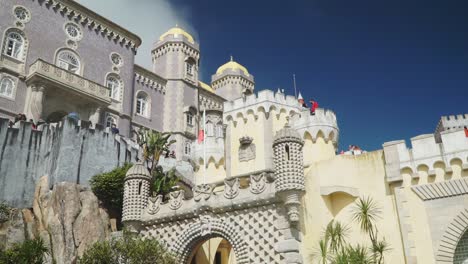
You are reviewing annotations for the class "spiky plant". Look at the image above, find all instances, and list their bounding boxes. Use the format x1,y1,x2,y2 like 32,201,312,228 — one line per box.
324,220,349,254
371,239,391,264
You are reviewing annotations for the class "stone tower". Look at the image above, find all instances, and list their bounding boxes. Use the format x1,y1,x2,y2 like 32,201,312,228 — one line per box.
152,26,200,159
273,122,305,225
212,56,254,101
122,162,151,225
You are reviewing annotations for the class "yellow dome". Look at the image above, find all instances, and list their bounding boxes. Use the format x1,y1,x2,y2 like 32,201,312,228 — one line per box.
216,57,249,76
159,26,194,44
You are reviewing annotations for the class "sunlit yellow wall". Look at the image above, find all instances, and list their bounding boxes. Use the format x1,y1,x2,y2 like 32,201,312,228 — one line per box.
301,151,405,264
194,158,226,185
303,132,336,164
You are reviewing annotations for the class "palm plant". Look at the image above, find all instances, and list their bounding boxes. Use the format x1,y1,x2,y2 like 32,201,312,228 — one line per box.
324,220,349,254
347,245,373,264
351,197,381,243
134,128,178,197
371,240,391,264
312,238,332,264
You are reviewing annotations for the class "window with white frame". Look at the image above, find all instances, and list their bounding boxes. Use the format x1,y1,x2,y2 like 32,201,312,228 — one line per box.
186,112,194,126
0,77,14,98
106,76,121,100
56,50,80,74
186,63,193,75
185,57,196,76
216,124,223,138
4,32,24,60
136,92,149,117
106,115,116,128
184,142,191,155
206,122,214,137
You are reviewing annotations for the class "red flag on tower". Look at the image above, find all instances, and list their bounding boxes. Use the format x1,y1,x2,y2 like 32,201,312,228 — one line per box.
198,129,205,143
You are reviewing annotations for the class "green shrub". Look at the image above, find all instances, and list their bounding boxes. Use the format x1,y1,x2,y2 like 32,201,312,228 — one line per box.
0,201,10,223
0,238,48,264
89,163,132,222
79,231,176,264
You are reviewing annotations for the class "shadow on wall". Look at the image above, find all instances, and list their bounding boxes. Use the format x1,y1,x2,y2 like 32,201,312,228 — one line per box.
322,192,357,218
0,117,138,208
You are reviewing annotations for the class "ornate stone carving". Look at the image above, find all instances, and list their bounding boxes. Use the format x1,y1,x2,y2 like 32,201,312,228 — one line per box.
169,190,184,210
147,195,162,215
224,178,240,199
193,184,214,202
239,136,256,162
250,173,267,194
199,215,212,236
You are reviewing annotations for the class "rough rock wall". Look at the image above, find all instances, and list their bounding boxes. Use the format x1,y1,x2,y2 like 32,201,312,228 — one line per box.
0,176,111,264
0,117,138,208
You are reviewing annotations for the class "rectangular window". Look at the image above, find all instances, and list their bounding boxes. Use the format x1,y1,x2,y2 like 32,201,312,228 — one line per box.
186,113,193,126
186,63,193,75
215,252,222,264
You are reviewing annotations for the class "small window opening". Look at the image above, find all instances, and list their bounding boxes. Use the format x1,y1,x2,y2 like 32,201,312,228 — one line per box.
285,145,290,160
138,181,142,195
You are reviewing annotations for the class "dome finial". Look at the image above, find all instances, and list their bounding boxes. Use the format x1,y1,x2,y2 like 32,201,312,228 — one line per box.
175,22,179,27
230,55,233,62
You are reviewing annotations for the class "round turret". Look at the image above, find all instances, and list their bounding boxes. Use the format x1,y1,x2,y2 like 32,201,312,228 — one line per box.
211,56,255,101
273,123,305,224
122,162,151,223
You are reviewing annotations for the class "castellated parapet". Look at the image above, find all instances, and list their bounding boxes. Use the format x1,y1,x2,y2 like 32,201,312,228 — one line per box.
224,89,339,144
383,128,468,183
435,114,468,142
0,117,138,208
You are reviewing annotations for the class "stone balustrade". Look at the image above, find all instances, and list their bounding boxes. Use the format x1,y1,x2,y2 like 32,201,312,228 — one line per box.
27,59,111,104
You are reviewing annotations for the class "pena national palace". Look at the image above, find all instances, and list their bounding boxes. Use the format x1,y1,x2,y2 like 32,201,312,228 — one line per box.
0,1,467,264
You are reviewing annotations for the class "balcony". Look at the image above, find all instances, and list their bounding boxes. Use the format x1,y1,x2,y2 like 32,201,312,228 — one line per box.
26,59,111,105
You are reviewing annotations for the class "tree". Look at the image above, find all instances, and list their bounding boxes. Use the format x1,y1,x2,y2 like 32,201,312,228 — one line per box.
89,163,132,223
0,238,48,264
134,128,178,197
78,231,176,264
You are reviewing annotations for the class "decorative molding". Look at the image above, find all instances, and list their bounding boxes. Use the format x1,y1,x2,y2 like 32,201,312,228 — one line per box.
412,178,468,201
250,173,267,194
224,178,240,199
169,190,184,210
436,208,468,263
134,65,166,93
37,0,141,50
193,184,214,202
147,195,162,215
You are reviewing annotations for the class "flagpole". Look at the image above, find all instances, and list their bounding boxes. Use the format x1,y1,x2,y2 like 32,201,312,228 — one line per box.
203,109,206,185
293,74,297,99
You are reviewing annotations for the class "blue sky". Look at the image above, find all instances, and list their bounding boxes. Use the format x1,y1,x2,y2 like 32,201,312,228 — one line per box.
78,0,468,151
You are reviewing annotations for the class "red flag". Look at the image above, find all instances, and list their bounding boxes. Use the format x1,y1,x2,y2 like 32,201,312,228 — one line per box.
464,127,468,138
198,129,205,143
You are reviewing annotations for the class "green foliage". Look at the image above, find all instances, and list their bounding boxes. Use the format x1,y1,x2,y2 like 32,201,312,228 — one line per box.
0,201,11,223
151,167,179,197
311,197,391,264
79,231,176,264
0,238,48,264
134,128,178,197
89,163,132,218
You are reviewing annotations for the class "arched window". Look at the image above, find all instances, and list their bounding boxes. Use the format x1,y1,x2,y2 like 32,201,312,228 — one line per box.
56,50,80,74
454,231,468,264
216,123,223,138
206,122,214,137
0,77,14,98
184,142,191,155
136,92,149,117
106,115,116,128
4,32,24,60
106,75,121,100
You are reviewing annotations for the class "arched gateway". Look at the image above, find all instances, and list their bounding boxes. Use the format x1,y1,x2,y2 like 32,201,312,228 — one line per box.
122,124,307,263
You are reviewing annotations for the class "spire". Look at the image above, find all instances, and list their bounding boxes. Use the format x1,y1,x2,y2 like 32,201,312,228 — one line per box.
230,55,234,62
298,91,303,100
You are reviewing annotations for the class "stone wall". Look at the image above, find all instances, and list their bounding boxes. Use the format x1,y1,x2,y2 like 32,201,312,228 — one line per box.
0,117,138,208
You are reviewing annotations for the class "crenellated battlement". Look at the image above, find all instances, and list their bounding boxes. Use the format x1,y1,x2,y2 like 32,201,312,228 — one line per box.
0,117,139,207
290,108,339,145
224,89,300,115
383,128,468,183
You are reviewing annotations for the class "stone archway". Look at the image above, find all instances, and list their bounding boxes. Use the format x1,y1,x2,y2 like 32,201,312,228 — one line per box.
172,217,249,264
436,208,468,263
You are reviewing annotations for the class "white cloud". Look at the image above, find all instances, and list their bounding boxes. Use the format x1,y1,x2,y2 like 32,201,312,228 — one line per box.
75,0,197,69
